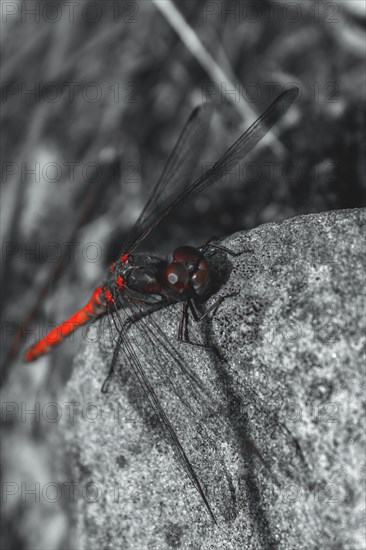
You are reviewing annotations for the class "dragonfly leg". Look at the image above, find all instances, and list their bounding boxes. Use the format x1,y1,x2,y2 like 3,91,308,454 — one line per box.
101,330,124,393
200,236,253,257
101,367,114,393
177,301,215,351
190,292,238,323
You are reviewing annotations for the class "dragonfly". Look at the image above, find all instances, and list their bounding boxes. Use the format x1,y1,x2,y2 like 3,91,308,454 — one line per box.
24,86,299,523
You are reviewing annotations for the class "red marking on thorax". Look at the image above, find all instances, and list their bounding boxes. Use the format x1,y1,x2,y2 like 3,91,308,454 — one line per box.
104,289,115,303
116,275,124,290
92,286,105,306
120,253,129,263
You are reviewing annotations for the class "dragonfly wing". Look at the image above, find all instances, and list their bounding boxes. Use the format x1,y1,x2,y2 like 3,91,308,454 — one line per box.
100,296,238,522
187,86,300,199
103,303,221,522
122,103,213,254
128,87,299,253
120,296,224,410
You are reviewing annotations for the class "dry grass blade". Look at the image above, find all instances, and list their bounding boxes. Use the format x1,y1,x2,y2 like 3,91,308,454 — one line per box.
152,0,286,157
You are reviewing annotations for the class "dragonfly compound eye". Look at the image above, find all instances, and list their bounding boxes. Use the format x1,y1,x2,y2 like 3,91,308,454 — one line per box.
165,262,190,291
172,245,202,272
191,259,209,293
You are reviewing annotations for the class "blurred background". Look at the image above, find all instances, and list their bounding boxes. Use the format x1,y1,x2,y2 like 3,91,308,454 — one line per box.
1,1,365,548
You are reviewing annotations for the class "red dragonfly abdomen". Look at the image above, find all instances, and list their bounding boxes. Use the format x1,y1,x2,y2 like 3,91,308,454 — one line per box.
24,286,107,362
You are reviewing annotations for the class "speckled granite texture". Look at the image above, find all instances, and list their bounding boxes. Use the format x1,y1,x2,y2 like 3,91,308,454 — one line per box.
61,208,365,549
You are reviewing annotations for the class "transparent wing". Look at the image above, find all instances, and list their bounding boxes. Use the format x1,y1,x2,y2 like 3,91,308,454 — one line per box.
126,87,299,254
100,295,237,522
121,103,213,254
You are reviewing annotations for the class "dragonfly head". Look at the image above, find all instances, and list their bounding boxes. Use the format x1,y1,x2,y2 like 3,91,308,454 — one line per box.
165,246,209,299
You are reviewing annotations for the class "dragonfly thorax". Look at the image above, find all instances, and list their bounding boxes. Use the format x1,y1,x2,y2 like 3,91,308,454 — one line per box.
111,246,210,302
113,253,167,297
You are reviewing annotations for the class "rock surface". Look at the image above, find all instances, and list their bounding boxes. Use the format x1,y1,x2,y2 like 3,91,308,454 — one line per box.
61,208,365,550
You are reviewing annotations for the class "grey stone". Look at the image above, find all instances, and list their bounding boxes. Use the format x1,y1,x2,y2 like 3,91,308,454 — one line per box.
61,208,366,549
